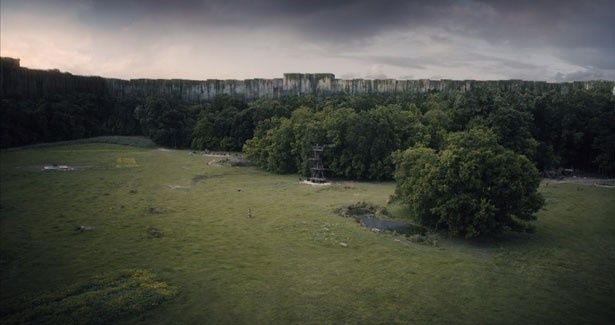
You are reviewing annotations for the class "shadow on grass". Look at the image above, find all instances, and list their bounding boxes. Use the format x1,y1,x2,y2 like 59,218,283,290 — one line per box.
386,202,541,250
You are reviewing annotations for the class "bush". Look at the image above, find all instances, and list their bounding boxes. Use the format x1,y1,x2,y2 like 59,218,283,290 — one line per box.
336,201,389,218
393,127,544,238
0,269,177,324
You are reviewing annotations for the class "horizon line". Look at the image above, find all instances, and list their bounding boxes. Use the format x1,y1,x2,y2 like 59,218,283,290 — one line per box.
2,56,614,84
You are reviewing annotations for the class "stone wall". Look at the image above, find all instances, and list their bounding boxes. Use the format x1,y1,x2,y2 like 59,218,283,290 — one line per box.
2,57,614,102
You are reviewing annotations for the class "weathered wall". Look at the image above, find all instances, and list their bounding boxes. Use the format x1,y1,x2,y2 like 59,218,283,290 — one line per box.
1,58,108,99
2,57,614,102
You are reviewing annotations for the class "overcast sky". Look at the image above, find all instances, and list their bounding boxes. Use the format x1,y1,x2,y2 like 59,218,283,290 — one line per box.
1,0,614,81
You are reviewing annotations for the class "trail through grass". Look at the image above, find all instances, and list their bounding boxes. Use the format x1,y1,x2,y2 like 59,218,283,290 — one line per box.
1,141,614,323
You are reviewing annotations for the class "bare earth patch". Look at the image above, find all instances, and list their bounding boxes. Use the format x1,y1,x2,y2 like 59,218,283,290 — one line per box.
166,184,190,190
116,157,138,168
207,155,251,167
300,180,332,186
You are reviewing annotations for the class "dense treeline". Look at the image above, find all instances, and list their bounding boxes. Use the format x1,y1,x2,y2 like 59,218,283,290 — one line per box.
1,86,614,175
244,87,615,177
1,95,141,147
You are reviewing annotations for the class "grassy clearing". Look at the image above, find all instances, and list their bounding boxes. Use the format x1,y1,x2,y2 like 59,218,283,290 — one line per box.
1,140,614,323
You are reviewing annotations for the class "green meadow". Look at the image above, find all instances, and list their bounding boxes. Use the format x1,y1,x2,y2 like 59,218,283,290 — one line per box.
1,139,614,324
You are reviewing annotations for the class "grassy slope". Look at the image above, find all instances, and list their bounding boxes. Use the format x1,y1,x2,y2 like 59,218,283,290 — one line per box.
4,136,157,151
0,142,614,324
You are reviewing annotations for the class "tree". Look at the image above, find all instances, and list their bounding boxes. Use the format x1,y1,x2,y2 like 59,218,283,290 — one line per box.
593,108,615,175
422,108,450,150
244,117,296,173
487,106,538,159
191,110,219,150
135,96,193,148
393,128,544,238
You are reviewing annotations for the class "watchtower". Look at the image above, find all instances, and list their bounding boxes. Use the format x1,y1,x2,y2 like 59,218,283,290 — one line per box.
309,145,327,183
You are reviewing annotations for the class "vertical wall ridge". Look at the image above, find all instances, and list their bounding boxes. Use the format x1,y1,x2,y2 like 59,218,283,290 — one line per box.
2,57,614,101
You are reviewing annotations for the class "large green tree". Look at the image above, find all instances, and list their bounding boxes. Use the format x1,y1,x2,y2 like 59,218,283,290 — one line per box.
393,128,544,237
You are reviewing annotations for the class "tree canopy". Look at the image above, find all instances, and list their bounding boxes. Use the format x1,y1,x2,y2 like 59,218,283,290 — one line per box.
244,104,427,180
393,128,544,237
2,86,614,176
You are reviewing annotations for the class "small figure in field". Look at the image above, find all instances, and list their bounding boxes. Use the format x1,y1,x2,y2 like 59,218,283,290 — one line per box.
248,208,253,218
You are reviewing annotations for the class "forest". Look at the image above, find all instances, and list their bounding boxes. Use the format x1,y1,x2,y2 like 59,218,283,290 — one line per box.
2,86,614,177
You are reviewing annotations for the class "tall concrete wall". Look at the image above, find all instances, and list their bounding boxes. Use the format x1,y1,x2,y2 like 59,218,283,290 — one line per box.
2,57,614,102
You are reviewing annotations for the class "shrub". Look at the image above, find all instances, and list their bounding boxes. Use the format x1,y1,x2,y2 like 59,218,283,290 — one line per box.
0,269,177,324
336,201,389,218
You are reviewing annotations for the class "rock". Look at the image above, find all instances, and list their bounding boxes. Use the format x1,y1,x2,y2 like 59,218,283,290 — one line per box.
42,165,74,171
76,225,95,232
339,242,348,247
370,228,381,233
407,234,424,243
147,227,163,239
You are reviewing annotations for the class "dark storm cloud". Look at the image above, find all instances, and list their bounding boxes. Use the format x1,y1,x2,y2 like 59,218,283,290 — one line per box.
70,0,443,40
65,0,614,67
455,0,615,69
71,0,613,42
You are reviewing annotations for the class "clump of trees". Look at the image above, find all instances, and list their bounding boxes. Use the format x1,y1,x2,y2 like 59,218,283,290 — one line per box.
244,105,427,180
243,88,615,178
392,128,544,237
134,96,196,148
191,96,293,151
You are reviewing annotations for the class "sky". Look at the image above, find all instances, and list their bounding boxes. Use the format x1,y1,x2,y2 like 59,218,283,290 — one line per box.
1,0,614,81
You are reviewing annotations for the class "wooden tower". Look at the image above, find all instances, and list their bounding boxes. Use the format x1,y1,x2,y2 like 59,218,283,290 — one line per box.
309,145,327,183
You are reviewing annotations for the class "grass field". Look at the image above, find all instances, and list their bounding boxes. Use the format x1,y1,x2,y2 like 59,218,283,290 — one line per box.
1,140,614,324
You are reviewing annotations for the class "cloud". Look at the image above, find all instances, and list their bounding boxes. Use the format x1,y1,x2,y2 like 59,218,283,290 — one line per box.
1,0,613,80
553,67,607,82
333,55,426,69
